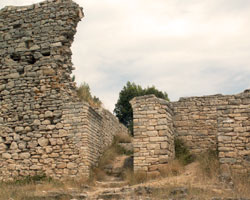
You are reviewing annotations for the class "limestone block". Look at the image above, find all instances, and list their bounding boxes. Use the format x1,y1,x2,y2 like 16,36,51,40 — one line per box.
45,111,53,118
15,127,24,132
20,152,31,159
57,163,66,169
49,138,57,145
147,144,160,150
30,165,42,170
38,138,49,147
0,143,7,150
45,147,53,154
218,136,231,142
42,120,51,125
2,153,11,159
33,119,41,126
67,162,77,169
10,142,18,150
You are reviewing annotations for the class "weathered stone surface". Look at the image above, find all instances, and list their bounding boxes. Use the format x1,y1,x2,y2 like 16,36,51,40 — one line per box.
20,152,31,159
38,138,49,147
131,90,249,176
0,0,128,182
130,95,175,174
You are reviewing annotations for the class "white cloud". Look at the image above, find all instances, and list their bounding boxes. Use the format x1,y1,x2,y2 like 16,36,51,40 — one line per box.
1,0,250,111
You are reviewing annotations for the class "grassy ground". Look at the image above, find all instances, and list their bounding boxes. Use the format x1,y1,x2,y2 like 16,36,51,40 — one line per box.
0,137,249,200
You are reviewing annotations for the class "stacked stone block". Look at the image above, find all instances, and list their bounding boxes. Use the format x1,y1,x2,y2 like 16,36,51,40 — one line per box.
130,95,175,175
0,0,128,181
217,89,250,175
172,95,227,153
0,0,83,181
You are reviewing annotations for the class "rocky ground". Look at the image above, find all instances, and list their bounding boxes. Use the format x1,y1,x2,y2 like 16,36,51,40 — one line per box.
8,156,247,200
1,140,249,200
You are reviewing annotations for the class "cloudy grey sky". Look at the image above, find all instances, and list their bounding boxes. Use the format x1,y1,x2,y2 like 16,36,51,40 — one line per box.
1,0,250,111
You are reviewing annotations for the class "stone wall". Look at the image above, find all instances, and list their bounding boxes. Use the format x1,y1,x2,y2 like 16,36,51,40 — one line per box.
172,90,250,174
0,0,128,181
217,90,250,175
131,90,249,176
172,95,225,153
130,95,175,175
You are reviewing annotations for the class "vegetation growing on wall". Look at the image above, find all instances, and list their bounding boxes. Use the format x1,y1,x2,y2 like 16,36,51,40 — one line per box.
77,82,102,107
114,81,169,134
174,139,195,166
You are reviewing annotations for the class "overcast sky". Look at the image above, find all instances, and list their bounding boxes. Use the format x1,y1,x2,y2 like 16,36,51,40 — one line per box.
1,0,250,111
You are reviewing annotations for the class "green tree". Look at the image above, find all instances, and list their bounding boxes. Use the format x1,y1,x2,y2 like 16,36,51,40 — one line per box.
144,86,169,100
114,81,169,134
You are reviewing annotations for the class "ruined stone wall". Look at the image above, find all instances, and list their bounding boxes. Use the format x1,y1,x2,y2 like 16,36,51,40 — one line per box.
131,90,249,176
83,107,128,175
172,95,226,153
130,95,175,175
217,90,250,175
172,90,250,174
172,90,250,161
0,0,128,181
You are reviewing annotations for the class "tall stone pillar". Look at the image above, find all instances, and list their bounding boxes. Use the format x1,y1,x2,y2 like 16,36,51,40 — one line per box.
130,95,175,176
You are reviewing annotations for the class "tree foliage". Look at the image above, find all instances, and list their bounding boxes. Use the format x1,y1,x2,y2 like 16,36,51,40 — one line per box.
114,81,169,134
77,82,102,108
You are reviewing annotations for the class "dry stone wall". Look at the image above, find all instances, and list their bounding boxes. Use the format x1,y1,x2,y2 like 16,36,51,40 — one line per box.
130,95,175,175
60,103,128,178
131,90,249,176
0,0,128,181
172,95,225,153
217,90,250,175
172,90,250,175
172,90,250,174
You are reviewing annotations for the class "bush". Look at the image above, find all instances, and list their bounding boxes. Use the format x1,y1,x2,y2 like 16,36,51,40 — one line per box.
114,133,132,143
13,174,51,185
77,82,102,108
174,138,195,166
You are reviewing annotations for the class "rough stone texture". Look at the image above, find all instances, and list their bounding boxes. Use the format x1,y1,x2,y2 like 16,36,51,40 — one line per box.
217,90,250,175
0,0,128,181
173,89,250,174
131,90,249,176
172,94,224,153
60,103,128,178
130,95,175,174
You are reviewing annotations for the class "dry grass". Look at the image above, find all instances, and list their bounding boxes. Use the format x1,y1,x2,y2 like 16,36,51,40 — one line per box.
123,160,184,186
122,169,148,185
197,149,220,181
115,132,132,143
87,133,133,182
149,186,222,200
232,173,250,198
77,82,102,108
0,178,65,200
159,160,184,177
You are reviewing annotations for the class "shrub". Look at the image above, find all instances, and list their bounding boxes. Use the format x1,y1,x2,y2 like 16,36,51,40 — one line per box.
13,174,51,185
77,82,102,108
114,133,132,143
174,138,195,166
